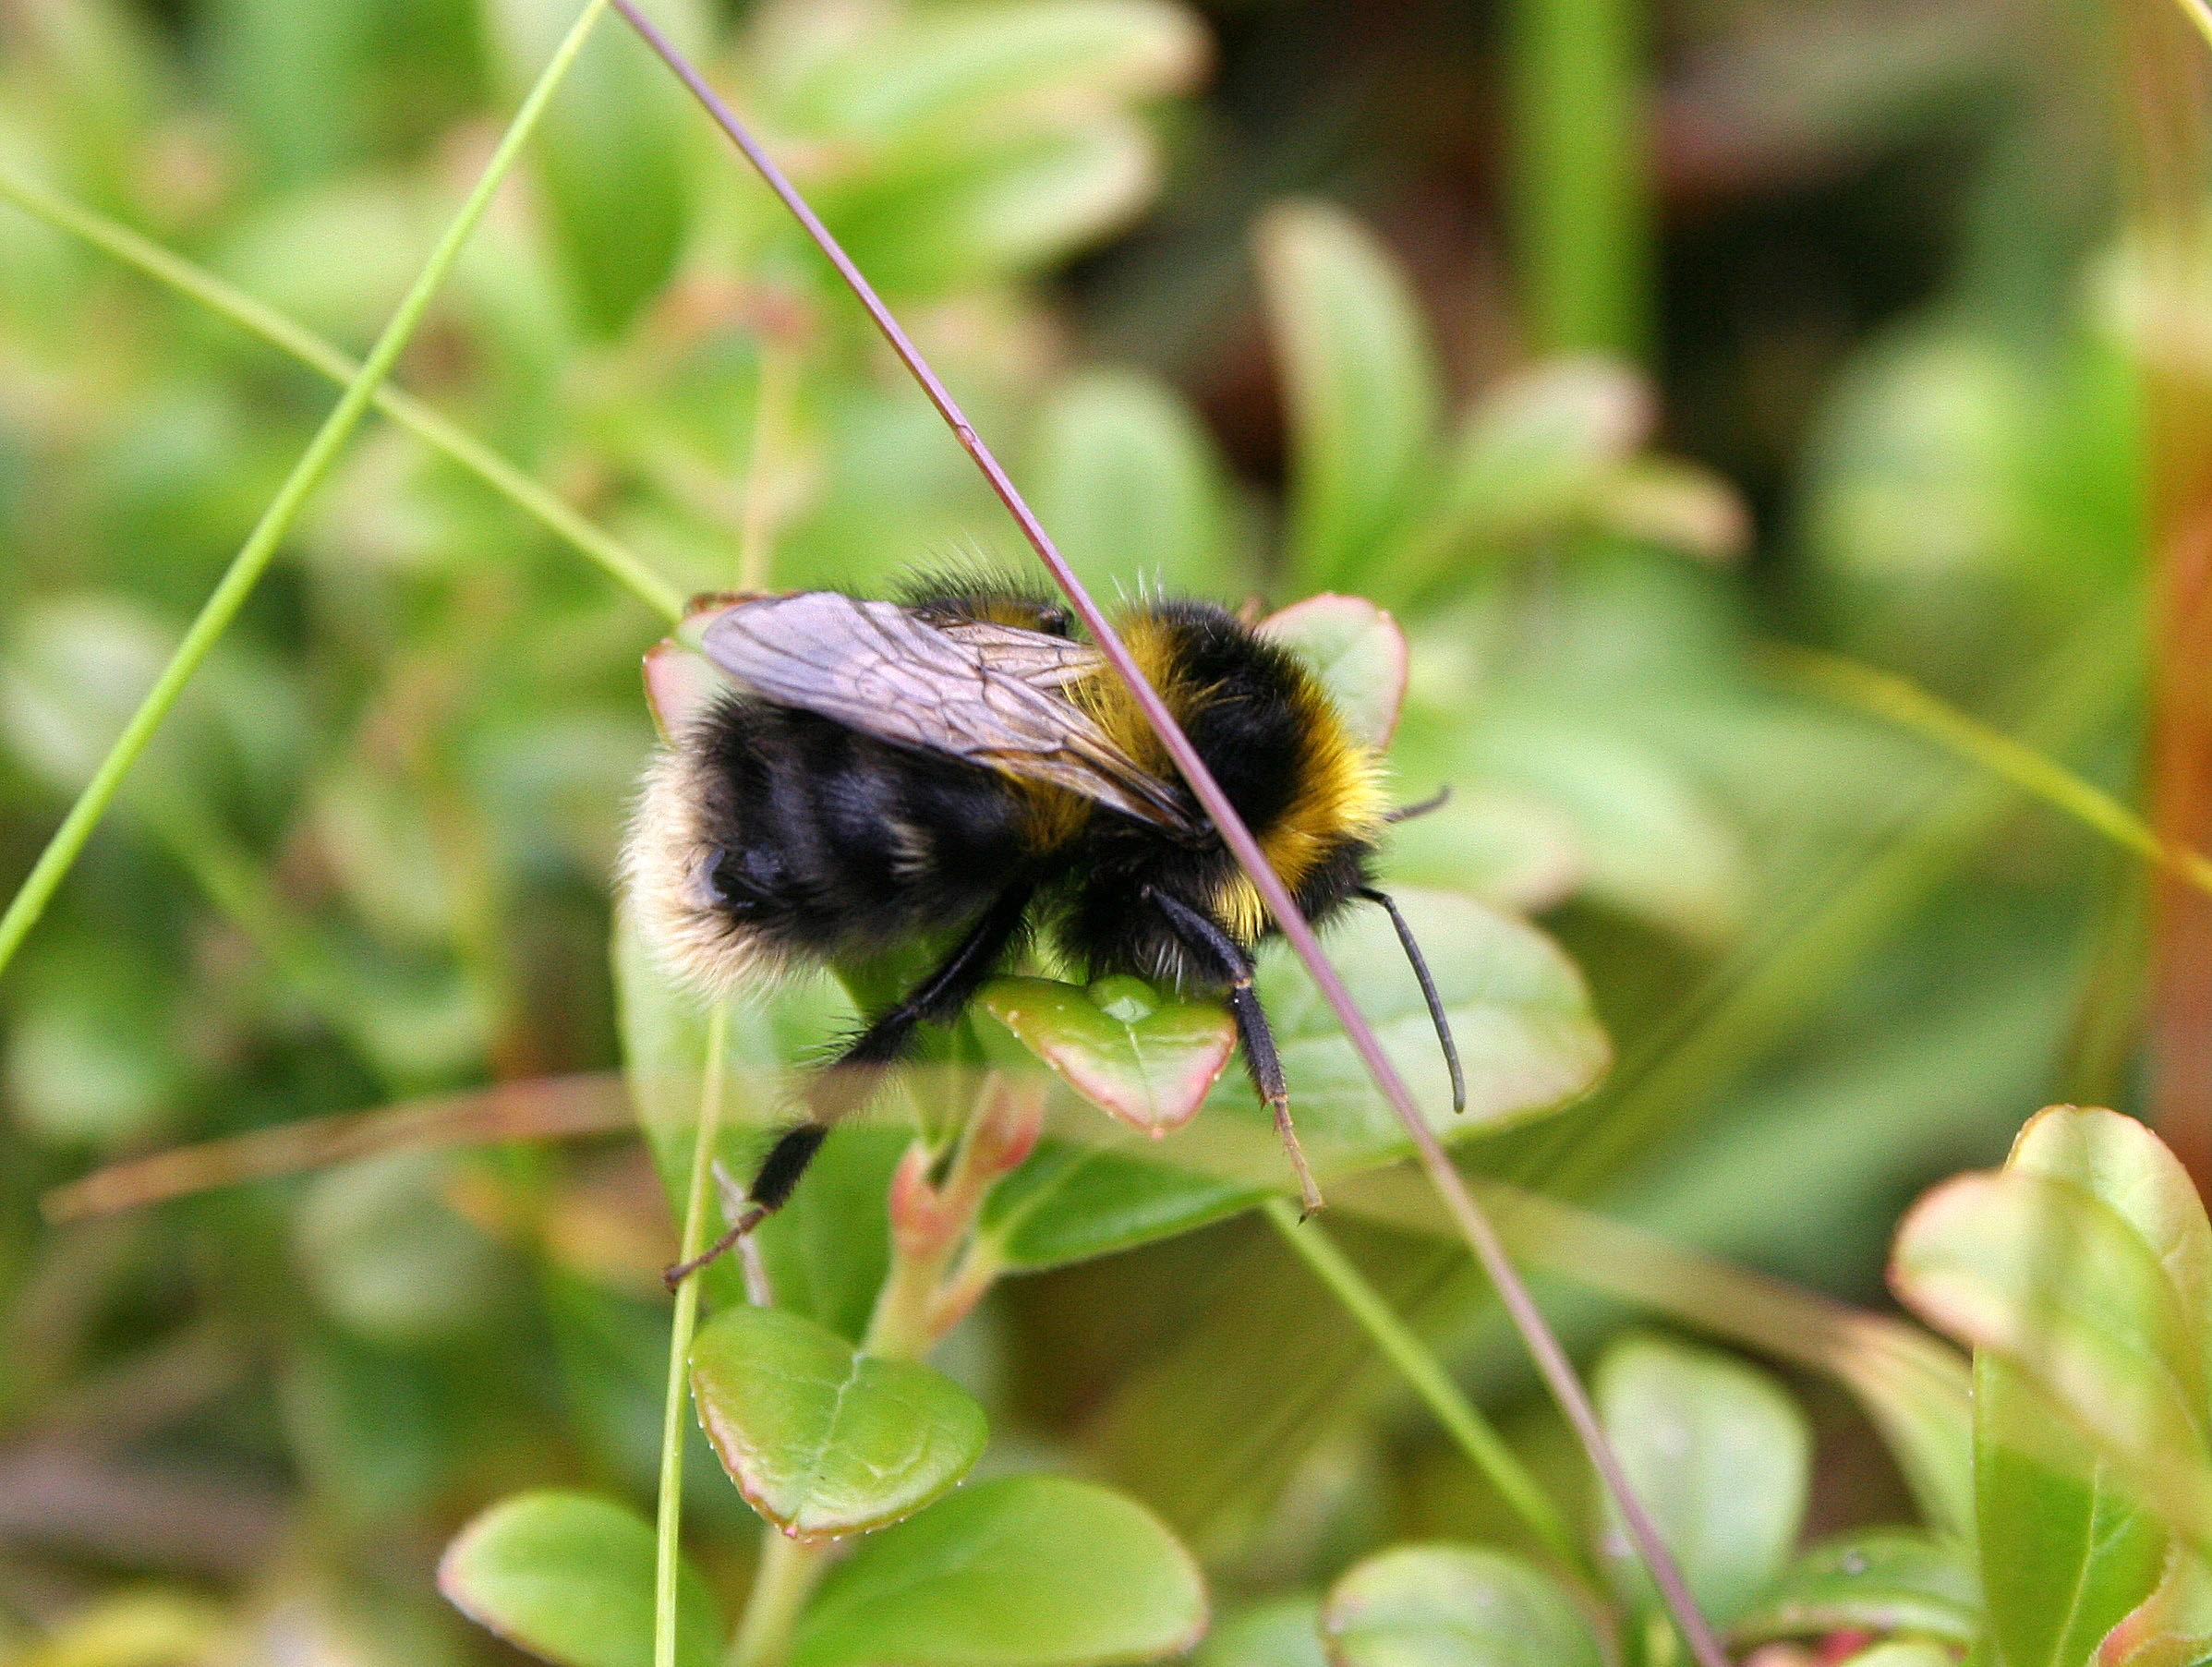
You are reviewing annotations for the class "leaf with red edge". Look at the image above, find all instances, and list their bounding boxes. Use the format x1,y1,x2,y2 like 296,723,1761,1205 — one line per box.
980,974,1234,1137
1260,593,1408,750
689,1303,985,1540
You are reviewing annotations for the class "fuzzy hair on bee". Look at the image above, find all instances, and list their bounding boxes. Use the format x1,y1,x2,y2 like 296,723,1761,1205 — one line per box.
623,574,1461,1279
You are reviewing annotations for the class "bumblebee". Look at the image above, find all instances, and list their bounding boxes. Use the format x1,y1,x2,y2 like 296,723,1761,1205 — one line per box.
623,576,1459,1278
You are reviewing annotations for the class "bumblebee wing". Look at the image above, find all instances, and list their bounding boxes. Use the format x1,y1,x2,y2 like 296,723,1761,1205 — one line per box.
700,592,1200,834
937,620,1101,690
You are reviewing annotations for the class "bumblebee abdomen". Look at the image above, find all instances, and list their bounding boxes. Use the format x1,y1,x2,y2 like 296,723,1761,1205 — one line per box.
626,695,1043,993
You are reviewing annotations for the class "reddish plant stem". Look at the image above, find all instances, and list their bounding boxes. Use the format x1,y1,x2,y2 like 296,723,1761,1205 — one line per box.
610,7,1726,1661
2128,0,2212,1191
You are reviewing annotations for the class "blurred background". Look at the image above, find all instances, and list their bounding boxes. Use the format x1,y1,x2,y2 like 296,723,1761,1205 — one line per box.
0,0,2206,1659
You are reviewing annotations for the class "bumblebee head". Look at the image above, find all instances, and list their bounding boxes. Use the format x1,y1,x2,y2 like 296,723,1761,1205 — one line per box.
1094,600,1389,946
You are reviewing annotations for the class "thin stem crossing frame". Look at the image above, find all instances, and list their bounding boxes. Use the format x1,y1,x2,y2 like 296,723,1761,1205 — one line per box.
608,6,1726,1661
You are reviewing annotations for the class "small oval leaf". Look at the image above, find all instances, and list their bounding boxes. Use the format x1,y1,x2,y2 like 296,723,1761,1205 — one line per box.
1730,1531,1982,1648
1027,368,1239,595
980,974,1235,1136
791,1476,1207,1667
1322,1543,1602,1667
1594,1334,1811,1626
689,1303,986,1539
439,1491,722,1667
1260,594,1408,751
1258,201,1443,593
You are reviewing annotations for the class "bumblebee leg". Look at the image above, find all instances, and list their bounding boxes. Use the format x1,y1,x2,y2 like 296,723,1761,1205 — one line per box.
1146,889,1325,1217
663,886,1036,1288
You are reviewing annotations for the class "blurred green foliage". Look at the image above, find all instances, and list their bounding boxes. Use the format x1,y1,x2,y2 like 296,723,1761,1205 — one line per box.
0,0,2193,1661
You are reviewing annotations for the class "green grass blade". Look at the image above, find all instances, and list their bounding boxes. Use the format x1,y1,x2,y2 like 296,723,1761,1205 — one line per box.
1262,1198,1586,1573
657,1000,727,1667
0,0,618,985
1772,643,2212,901
0,167,683,626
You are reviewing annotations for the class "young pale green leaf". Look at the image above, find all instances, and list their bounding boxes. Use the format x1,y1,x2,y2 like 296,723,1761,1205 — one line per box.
1892,1166,2212,1555
1376,783,1586,914
980,974,1234,1137
1257,201,1443,594
484,0,696,336
1259,594,1408,751
829,120,1156,298
1835,1643,1959,1667
1190,1597,1327,1667
1026,368,1238,596
1321,1543,1603,1667
689,1303,986,1540
1460,709,1746,947
777,0,1205,149
1375,356,1653,599
2100,1548,2212,1667
978,888,1608,1269
438,1491,722,1667
2009,1106,2212,1400
1729,1531,1981,1647
1591,456,1750,564
790,1476,1207,1667
1594,1334,1811,1625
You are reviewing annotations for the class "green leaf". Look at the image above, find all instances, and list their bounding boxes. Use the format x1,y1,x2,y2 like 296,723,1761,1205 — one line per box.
1730,1531,1981,1647
1891,1165,2212,1554
2100,1548,2212,1667
1376,784,1585,914
1461,710,1746,947
790,1476,1207,1667
1259,594,1408,751
689,1303,986,1540
438,1491,722,1667
1378,356,1653,598
1974,1359,2166,1667
1321,1543,1603,1667
295,1151,505,1346
778,0,1204,149
614,908,891,1340
1191,1597,1327,1667
979,888,1608,1270
484,0,696,336
1026,368,1238,595
1593,1334,1811,1625
829,121,1157,297
980,974,1235,1136
2009,1106,2212,1396
1257,201,1443,593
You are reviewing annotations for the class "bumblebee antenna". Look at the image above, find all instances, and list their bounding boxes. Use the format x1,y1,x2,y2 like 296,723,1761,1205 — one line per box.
1384,785,1452,824
1357,888,1465,1115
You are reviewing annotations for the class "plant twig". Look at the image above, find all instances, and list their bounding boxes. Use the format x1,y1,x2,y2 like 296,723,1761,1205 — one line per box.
0,167,683,625
0,0,622,987
610,8,1727,1661
1262,1198,1585,1573
657,1000,727,1667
